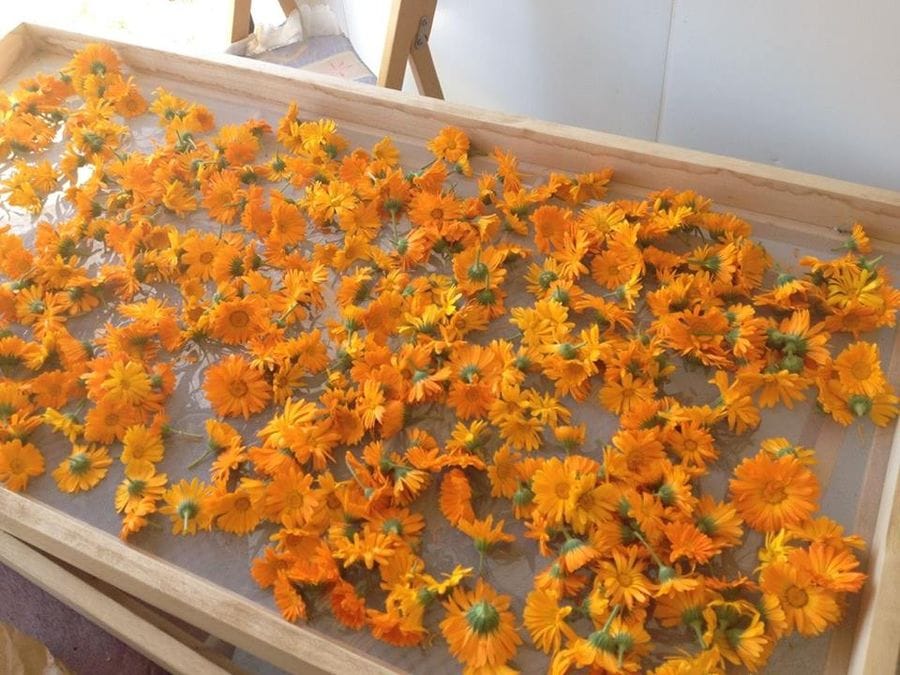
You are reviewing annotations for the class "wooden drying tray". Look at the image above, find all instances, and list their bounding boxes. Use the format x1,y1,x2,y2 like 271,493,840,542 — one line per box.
0,21,898,675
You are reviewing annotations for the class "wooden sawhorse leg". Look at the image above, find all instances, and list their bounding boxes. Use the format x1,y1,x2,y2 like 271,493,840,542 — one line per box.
378,0,444,99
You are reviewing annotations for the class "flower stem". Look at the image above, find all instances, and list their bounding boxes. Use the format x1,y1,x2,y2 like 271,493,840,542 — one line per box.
601,604,621,633
169,427,205,441
689,619,707,648
187,446,216,469
632,529,665,569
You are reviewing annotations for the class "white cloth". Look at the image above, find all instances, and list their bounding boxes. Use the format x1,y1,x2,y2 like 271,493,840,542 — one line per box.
296,3,342,37
245,9,305,56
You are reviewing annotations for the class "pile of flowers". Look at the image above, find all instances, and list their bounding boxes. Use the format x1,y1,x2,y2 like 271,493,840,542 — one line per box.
0,44,897,673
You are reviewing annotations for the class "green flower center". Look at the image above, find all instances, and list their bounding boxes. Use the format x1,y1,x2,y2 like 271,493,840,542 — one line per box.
513,484,534,507
695,515,715,535
556,343,578,360
475,288,496,305
657,565,676,582
465,600,500,635
560,537,586,555
460,364,480,383
588,629,616,652
537,270,558,290
780,353,804,373
127,479,147,496
551,287,570,305
657,484,675,506
68,453,91,475
849,394,872,417
177,500,199,521
381,518,403,536
467,261,489,281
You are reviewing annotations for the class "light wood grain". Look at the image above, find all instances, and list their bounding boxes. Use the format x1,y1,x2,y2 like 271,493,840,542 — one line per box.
79,574,250,675
0,531,232,675
378,0,417,91
0,23,33,82
844,328,900,674
409,37,443,100
0,491,401,675
230,0,253,43
378,0,442,98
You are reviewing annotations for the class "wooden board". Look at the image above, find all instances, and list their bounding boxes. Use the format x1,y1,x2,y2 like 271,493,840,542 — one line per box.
0,22,898,675
0,531,234,675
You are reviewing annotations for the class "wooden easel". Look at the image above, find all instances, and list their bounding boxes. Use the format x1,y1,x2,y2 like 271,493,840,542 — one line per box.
229,0,443,99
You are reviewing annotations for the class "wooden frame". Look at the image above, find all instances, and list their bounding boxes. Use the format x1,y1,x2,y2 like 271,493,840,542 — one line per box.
0,532,238,675
0,21,898,674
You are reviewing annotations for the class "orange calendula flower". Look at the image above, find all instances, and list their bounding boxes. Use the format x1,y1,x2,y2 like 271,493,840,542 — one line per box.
367,586,428,647
523,587,577,654
790,541,866,593
161,180,198,215
83,396,144,444
759,437,816,465
273,575,307,623
760,561,841,636
161,478,214,535
121,424,165,473
427,126,470,164
532,457,578,525
664,519,718,565
114,465,167,514
447,344,502,419
701,599,769,671
440,580,522,669
833,341,887,397
211,297,264,345
0,440,45,491
203,355,271,419
597,548,655,610
440,468,475,526
730,452,820,532
329,579,367,630
211,485,262,534
52,446,112,493
458,515,515,553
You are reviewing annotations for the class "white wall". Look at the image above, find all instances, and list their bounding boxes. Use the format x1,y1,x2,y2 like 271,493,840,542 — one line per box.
335,0,900,191
336,0,674,140
658,1,900,191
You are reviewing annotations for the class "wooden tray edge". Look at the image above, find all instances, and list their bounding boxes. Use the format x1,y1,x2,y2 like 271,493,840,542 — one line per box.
2,20,899,674
0,531,235,675
0,491,401,675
